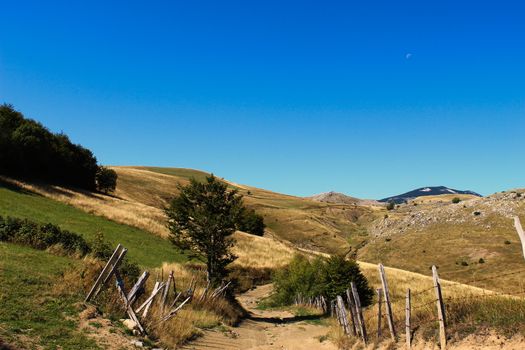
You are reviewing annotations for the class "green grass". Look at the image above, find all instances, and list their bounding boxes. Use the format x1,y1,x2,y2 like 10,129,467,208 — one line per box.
0,182,186,268
0,242,100,349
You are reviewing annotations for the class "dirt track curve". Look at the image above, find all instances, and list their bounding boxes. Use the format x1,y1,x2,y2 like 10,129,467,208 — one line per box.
180,284,336,350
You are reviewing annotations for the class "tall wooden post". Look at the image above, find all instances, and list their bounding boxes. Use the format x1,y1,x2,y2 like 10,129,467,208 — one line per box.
406,288,411,349
432,265,446,350
345,288,358,336
351,282,367,344
378,263,396,340
377,288,383,340
513,216,525,260
336,295,351,335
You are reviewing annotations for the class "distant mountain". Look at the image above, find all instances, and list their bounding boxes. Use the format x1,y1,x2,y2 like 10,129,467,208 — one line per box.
308,191,360,205
307,191,382,206
379,186,482,204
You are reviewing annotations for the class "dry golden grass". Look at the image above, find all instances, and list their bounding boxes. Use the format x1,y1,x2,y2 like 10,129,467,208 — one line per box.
232,231,294,268
142,262,245,347
331,261,525,347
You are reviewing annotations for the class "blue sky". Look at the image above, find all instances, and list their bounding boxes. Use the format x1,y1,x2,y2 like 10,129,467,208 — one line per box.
1,1,524,199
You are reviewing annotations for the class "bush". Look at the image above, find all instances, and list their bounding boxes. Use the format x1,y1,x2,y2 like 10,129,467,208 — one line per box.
96,167,118,193
479,258,485,264
271,254,373,308
0,215,90,256
386,201,395,210
452,197,461,204
473,211,481,216
237,208,265,236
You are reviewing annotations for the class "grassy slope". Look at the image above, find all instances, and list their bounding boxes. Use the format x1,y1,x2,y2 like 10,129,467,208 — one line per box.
359,194,525,293
0,242,99,349
0,181,186,268
119,166,379,254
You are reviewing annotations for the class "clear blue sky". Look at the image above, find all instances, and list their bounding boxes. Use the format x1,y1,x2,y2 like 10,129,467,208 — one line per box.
1,1,524,199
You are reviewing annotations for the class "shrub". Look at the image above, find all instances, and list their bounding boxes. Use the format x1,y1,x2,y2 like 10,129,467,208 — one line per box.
479,258,485,264
237,208,265,236
96,166,118,193
504,240,511,245
473,211,481,216
452,197,461,204
386,201,395,210
272,254,373,308
0,215,90,256
460,261,469,266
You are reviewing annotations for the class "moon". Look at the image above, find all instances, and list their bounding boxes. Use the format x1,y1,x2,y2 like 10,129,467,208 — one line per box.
405,53,413,59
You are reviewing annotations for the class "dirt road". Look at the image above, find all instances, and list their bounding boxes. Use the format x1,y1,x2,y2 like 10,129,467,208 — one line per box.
180,284,337,350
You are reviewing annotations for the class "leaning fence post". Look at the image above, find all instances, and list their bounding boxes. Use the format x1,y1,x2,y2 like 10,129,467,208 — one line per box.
406,288,411,349
513,216,525,260
85,244,123,302
378,263,396,340
351,282,367,344
345,288,358,336
432,265,446,350
336,295,351,335
376,288,383,340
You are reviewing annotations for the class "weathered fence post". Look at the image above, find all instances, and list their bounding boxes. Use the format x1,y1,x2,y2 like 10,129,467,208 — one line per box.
406,288,411,349
345,288,358,336
85,244,123,302
432,265,446,350
336,295,351,335
377,288,383,340
378,263,396,340
513,216,525,260
351,282,367,344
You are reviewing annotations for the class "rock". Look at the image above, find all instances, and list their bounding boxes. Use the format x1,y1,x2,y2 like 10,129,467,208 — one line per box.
130,340,144,347
122,318,137,330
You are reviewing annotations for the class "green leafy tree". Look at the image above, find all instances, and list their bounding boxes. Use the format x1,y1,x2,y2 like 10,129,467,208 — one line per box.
96,166,118,193
237,208,265,236
165,175,243,286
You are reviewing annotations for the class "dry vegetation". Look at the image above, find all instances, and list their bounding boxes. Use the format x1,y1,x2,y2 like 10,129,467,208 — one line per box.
331,262,525,348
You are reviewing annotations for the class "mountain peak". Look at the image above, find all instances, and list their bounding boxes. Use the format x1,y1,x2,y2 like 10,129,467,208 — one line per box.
379,186,481,204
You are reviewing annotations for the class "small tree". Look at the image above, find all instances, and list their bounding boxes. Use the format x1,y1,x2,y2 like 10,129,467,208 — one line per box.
165,175,243,286
386,201,395,210
452,197,461,204
237,208,265,236
96,166,117,193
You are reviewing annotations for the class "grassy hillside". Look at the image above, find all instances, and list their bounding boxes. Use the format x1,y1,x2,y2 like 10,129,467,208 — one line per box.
0,179,186,267
0,242,100,349
360,191,525,293
115,166,380,254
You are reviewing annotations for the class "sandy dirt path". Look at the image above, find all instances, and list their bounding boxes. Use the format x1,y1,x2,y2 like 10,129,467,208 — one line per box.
180,284,337,350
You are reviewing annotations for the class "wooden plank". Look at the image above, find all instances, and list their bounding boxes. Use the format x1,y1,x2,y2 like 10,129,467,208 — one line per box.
514,216,525,260
142,282,165,318
127,271,150,306
101,248,128,287
432,265,446,350
115,271,146,335
336,295,351,335
351,282,367,344
376,288,383,340
378,263,396,340
159,296,191,323
345,288,358,336
84,244,123,302
406,288,411,349
136,281,164,314
160,271,173,316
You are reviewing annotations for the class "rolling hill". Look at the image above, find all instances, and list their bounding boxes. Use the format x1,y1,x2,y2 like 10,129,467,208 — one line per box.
380,186,482,204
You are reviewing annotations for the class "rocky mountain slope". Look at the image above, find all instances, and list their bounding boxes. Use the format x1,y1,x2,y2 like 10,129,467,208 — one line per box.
380,186,482,204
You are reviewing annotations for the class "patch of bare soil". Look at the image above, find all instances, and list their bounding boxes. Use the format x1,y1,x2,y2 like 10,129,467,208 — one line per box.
180,284,337,350
78,305,135,350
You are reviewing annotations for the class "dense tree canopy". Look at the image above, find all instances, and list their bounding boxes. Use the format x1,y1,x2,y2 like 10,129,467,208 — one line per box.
0,104,113,191
166,175,244,286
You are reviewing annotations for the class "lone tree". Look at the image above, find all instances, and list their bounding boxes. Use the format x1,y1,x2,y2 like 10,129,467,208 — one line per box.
165,175,243,286
96,166,118,193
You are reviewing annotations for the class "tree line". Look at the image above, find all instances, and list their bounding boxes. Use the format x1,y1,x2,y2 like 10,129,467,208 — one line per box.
0,104,116,192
